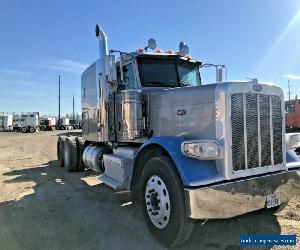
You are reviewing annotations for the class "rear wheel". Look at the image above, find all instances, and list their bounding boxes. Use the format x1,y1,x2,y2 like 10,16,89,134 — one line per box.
57,136,66,167
21,127,27,133
64,136,78,172
140,156,194,247
29,127,36,133
76,137,85,172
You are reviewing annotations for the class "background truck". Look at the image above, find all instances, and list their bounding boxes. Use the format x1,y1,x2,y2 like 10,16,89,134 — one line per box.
57,117,73,130
13,112,40,133
0,114,13,132
285,99,300,131
69,119,81,129
40,117,56,131
57,25,300,247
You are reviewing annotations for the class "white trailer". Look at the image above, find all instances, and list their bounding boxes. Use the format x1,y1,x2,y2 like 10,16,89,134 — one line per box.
0,114,13,131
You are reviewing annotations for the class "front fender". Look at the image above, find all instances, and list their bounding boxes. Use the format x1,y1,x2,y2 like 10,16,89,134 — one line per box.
138,136,219,187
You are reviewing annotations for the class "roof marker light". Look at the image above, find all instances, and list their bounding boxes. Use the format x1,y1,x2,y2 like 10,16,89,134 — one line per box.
155,48,162,53
165,49,174,54
136,48,145,53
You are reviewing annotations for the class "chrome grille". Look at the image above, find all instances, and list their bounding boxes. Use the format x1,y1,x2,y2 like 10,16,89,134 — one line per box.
231,93,283,171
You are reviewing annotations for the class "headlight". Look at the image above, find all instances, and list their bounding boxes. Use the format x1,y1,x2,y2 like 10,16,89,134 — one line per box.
181,140,222,160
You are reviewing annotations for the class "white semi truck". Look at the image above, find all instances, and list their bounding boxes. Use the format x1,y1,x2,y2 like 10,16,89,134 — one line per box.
57,117,73,130
13,112,40,133
57,26,300,247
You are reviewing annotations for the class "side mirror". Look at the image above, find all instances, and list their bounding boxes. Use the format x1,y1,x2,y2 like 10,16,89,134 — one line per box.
107,55,118,92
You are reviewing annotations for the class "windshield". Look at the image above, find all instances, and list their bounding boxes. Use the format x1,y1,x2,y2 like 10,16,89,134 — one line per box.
138,58,201,87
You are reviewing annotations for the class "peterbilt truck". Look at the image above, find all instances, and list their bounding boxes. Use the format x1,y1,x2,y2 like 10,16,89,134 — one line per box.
57,25,300,247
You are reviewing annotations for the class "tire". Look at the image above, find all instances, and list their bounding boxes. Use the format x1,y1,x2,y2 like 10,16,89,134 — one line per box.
40,125,46,131
140,156,194,247
75,137,85,171
64,136,78,172
21,127,27,133
57,136,66,167
29,127,36,133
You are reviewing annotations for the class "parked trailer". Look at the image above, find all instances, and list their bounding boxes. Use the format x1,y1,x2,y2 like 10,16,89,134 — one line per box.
57,26,300,247
13,112,40,133
0,114,13,131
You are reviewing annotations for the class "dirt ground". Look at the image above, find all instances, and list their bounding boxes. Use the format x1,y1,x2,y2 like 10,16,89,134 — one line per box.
0,130,299,250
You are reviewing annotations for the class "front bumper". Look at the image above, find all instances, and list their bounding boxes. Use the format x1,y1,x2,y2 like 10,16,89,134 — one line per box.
185,169,300,219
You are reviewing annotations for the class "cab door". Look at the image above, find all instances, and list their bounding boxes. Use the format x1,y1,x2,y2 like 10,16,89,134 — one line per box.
115,60,138,142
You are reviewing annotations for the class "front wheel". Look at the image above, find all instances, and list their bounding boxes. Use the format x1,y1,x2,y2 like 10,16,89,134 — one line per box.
140,156,194,247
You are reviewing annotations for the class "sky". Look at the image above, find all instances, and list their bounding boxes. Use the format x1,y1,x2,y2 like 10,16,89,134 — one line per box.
1,0,300,116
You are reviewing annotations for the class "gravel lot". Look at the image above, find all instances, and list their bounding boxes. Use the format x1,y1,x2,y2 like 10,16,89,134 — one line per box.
0,130,299,250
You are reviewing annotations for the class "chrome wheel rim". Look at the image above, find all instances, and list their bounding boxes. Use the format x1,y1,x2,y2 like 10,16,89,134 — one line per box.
145,175,170,229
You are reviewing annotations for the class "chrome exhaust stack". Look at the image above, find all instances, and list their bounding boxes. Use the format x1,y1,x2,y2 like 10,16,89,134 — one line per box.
95,25,112,141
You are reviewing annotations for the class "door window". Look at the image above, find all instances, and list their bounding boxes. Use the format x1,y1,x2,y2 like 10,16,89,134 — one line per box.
118,63,136,90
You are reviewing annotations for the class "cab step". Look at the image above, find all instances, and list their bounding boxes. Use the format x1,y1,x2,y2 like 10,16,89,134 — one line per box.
99,148,138,190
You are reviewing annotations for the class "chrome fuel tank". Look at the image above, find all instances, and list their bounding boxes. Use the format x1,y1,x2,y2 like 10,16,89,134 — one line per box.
82,145,105,173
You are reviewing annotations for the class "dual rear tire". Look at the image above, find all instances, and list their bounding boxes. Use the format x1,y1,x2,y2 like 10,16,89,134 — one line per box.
57,136,85,172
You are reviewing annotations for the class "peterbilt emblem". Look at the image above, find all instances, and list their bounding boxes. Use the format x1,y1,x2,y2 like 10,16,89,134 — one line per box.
177,110,187,116
253,84,262,92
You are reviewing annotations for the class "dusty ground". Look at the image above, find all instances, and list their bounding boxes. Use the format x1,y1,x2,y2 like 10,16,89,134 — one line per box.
0,130,299,250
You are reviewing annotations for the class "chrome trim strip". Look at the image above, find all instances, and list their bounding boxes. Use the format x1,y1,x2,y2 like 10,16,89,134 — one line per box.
243,93,248,169
270,96,274,165
257,94,261,167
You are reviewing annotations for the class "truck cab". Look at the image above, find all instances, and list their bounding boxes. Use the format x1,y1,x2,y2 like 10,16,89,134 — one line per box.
57,25,300,247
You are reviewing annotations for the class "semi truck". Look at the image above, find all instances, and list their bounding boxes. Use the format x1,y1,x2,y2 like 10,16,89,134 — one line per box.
40,117,56,131
286,99,300,131
57,25,300,247
13,112,40,133
57,117,73,130
69,119,81,129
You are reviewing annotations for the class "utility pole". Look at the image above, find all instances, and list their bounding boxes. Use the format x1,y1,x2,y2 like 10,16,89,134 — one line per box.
72,94,75,119
288,79,291,101
58,75,61,125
